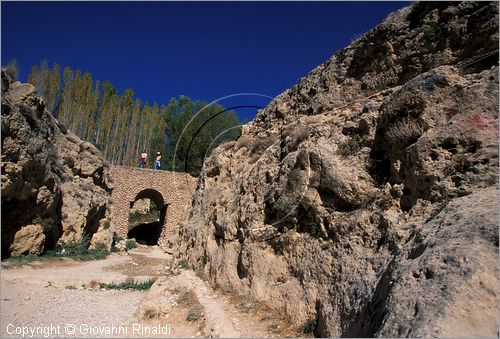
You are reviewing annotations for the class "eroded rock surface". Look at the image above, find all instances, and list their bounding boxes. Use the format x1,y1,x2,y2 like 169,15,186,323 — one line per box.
1,70,113,258
175,2,499,337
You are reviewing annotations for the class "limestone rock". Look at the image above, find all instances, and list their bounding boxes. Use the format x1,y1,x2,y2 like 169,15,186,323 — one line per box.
1,69,114,257
174,2,499,337
9,224,46,256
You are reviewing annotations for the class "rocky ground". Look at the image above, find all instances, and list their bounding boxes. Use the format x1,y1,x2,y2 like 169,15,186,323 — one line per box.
1,247,300,338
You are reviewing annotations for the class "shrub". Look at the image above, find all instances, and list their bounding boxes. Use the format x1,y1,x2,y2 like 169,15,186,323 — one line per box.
113,234,124,244
100,278,155,291
143,308,160,319
9,233,109,262
302,318,317,335
178,259,189,269
338,134,363,157
103,221,110,230
250,136,276,156
125,240,137,251
287,126,310,152
186,305,204,322
62,234,91,256
385,118,426,147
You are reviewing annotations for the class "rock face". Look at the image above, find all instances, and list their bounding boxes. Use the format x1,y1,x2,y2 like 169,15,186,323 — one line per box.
1,70,114,258
175,2,499,337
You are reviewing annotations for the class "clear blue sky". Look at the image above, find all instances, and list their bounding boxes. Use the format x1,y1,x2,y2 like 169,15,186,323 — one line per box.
2,1,409,121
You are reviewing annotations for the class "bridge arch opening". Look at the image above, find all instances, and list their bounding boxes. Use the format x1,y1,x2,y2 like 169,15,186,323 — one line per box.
127,188,167,245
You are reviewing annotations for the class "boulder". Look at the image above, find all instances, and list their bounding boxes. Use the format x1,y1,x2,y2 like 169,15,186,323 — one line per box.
9,224,46,256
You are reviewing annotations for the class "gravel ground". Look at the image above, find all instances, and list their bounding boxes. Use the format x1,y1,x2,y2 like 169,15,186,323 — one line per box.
0,247,298,338
1,282,142,338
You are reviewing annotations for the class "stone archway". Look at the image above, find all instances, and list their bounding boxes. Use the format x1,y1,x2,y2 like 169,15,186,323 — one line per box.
110,166,196,248
127,189,167,245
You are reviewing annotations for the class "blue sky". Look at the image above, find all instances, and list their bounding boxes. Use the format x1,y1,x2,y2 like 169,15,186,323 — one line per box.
2,1,409,121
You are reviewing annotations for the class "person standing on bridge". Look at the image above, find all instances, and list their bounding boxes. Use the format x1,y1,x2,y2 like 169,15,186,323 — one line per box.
154,151,161,170
138,151,148,168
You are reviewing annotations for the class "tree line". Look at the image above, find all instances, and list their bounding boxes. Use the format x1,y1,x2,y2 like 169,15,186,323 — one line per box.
16,60,242,176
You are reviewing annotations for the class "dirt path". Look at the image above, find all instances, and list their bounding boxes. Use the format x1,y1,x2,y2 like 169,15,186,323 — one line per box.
1,247,298,338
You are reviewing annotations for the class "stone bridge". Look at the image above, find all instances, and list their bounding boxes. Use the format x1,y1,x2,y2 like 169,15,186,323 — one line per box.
110,166,197,247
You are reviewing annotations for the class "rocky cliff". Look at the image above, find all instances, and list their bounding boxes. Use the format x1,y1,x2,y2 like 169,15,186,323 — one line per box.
1,70,114,258
175,2,499,337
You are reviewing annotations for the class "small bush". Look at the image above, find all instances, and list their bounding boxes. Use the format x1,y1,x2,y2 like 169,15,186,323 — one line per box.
287,126,310,152
65,285,76,290
276,276,287,284
100,278,155,291
125,240,137,251
338,134,363,157
178,259,189,269
250,136,276,156
302,318,317,335
143,308,160,319
186,305,204,322
9,234,108,262
103,221,110,230
200,255,208,266
63,234,91,256
269,197,297,214
385,118,426,147
128,210,160,226
113,234,124,244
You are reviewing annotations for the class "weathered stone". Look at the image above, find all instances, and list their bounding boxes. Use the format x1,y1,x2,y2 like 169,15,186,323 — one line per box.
110,166,196,248
1,69,113,258
9,224,46,256
174,2,499,337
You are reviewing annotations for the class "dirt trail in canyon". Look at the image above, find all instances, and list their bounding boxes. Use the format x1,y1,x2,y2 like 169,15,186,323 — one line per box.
1,247,299,338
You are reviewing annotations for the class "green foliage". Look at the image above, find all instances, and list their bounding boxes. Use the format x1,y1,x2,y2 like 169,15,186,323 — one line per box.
63,233,91,256
26,62,243,175
100,278,155,291
9,234,108,262
163,96,242,176
125,240,137,251
128,209,159,226
302,318,317,335
113,234,124,244
178,259,189,269
186,305,204,322
200,255,208,266
270,199,296,213
338,134,363,157
103,220,110,230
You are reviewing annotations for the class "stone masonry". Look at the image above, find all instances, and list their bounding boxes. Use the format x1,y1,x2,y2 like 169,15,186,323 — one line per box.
110,166,197,248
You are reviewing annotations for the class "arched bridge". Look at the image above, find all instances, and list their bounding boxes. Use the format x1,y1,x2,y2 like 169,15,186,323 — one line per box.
110,166,197,247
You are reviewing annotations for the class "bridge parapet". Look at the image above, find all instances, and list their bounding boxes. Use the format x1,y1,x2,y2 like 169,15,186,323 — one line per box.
110,166,197,247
